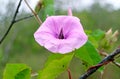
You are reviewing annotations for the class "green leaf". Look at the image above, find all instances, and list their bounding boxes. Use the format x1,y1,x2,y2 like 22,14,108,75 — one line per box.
75,41,102,69
38,0,54,21
38,53,74,79
88,29,105,48
3,64,31,79
91,29,105,41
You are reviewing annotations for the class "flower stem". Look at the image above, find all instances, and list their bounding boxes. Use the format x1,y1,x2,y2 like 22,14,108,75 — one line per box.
24,0,42,25
67,68,72,79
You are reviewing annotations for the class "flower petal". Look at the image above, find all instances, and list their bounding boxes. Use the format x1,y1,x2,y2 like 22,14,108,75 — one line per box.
34,15,88,54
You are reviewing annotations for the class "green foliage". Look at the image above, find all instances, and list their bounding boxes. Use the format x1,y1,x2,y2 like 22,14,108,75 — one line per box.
1,1,120,79
3,64,31,79
38,53,74,79
0,48,3,61
36,0,55,21
75,41,102,69
88,29,105,48
76,11,96,30
90,29,105,41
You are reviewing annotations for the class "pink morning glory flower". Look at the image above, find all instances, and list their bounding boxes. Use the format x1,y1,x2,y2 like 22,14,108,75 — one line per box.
34,9,88,54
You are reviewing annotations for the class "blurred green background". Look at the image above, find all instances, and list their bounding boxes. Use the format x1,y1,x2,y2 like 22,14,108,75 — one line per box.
0,0,120,79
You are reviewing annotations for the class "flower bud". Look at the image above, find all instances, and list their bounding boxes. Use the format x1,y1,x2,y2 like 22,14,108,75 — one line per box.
105,28,112,38
111,30,119,42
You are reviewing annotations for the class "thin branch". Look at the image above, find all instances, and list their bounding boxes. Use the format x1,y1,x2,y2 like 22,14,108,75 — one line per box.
79,48,120,79
15,15,34,23
99,50,120,68
67,69,72,79
112,61,120,68
31,72,38,77
0,0,22,44
24,0,42,25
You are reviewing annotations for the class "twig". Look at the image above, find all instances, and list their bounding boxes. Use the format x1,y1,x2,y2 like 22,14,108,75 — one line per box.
100,71,104,79
24,0,42,25
112,61,120,68
67,69,72,79
31,72,38,77
99,50,120,68
15,15,34,22
79,48,120,79
0,0,23,44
